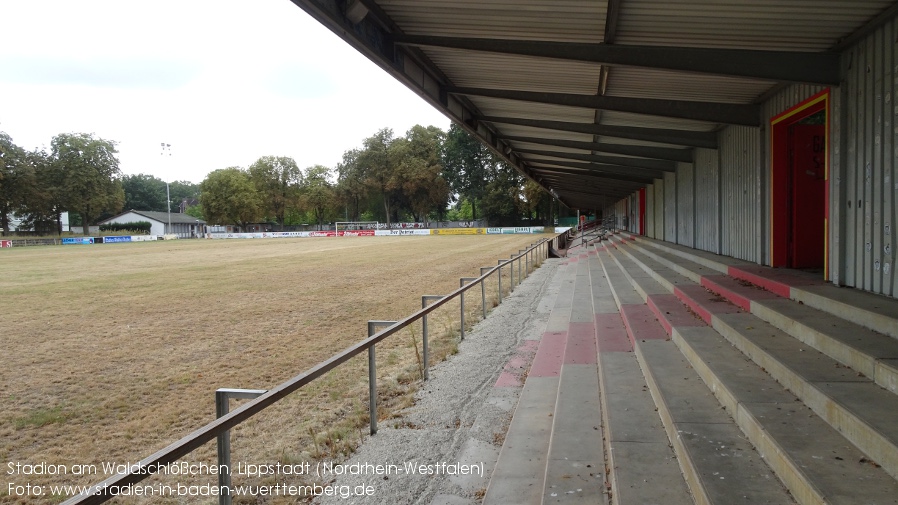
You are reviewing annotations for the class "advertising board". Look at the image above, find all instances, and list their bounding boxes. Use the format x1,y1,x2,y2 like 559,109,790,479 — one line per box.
430,228,486,235
62,237,95,245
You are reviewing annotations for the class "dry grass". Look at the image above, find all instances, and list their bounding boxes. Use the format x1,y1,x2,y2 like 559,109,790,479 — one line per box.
0,235,542,504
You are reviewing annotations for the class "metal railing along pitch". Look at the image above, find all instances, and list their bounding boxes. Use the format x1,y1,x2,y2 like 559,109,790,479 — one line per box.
61,232,568,505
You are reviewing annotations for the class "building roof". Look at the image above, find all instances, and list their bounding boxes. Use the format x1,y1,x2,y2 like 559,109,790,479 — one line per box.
101,210,206,225
289,0,896,209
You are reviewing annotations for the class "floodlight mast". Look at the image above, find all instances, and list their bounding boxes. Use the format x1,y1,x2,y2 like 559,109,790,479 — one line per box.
162,143,172,236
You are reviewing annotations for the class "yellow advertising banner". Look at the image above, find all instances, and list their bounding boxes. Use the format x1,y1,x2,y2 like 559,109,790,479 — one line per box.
430,228,486,235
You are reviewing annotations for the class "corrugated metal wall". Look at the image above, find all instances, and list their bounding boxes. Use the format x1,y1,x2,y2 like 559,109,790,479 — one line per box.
664,171,677,242
654,179,664,239
677,162,695,247
599,19,898,300
836,19,898,297
645,183,655,238
694,148,721,253
719,126,761,263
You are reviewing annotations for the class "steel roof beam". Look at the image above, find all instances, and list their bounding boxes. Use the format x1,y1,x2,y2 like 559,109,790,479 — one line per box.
537,172,647,189
546,176,645,193
526,160,662,181
517,149,674,175
447,87,760,126
502,134,693,163
545,184,639,202
526,158,667,179
394,35,841,85
528,165,656,184
517,147,673,172
481,116,718,149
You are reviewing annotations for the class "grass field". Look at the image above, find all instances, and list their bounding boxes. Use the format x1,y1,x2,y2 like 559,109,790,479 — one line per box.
0,234,544,504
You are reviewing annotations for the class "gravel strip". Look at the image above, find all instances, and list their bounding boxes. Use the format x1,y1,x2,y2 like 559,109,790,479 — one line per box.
313,258,563,505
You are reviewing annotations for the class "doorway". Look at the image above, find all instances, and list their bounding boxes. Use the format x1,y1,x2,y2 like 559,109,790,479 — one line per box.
770,90,830,277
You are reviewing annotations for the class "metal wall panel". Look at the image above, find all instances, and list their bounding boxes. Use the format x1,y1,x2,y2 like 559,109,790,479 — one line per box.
694,148,721,253
836,19,898,297
677,162,695,247
645,183,655,238
654,178,665,239
664,171,678,242
719,126,761,263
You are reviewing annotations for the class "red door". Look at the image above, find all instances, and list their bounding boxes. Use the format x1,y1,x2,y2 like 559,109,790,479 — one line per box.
788,124,826,269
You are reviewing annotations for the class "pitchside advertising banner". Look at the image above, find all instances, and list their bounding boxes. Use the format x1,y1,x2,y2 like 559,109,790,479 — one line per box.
0,239,11,248
101,236,132,243
209,227,545,239
430,228,486,235
62,237,95,245
486,227,545,234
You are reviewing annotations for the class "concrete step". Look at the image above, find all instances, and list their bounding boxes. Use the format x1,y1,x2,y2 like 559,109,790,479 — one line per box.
609,235,898,396
608,236,898,481
619,233,898,340
543,255,606,504
486,253,609,505
484,258,578,505
596,246,795,505
601,243,898,504
589,246,694,505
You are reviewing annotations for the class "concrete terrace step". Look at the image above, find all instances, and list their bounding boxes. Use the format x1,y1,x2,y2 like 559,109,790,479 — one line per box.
620,233,898,340
484,252,606,505
588,248,693,505
544,254,605,504
609,234,898,396
608,235,898,482
600,242,898,504
595,245,795,505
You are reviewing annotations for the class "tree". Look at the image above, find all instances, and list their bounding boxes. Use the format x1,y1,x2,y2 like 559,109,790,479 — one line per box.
301,165,335,230
0,132,31,233
357,128,400,226
199,167,262,230
51,133,124,233
167,180,200,213
442,123,491,220
20,149,66,234
522,180,546,224
336,148,369,222
392,125,450,225
481,163,525,226
248,156,302,230
122,173,167,212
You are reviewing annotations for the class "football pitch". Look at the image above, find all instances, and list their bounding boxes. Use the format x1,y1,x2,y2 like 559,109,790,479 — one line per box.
0,234,543,503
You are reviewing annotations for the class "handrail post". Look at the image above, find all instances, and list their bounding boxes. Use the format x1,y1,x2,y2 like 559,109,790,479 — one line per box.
479,267,490,318
509,254,515,288
460,278,477,340
518,250,524,282
216,388,267,505
421,296,443,380
497,260,504,303
367,320,396,435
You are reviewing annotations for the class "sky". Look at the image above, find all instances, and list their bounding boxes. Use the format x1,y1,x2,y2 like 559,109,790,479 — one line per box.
0,0,451,183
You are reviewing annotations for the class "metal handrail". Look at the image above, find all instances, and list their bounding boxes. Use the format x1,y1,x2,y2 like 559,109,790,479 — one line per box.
61,233,567,505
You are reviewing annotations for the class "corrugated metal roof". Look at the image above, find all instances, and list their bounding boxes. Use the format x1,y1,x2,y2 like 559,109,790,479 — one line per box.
615,0,894,50
423,48,602,94
604,67,773,103
378,0,606,42
290,0,897,210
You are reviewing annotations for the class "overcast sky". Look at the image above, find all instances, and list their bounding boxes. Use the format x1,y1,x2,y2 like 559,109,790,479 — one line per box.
0,0,451,183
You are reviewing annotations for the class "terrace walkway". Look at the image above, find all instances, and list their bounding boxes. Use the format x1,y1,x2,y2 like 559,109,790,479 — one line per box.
483,231,898,505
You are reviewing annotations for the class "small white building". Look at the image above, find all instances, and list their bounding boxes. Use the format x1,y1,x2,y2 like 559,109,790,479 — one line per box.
99,210,206,238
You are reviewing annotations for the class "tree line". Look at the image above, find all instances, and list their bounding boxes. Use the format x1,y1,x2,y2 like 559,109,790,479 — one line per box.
0,124,551,235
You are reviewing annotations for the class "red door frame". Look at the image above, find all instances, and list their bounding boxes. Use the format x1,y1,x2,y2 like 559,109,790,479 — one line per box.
769,89,830,279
